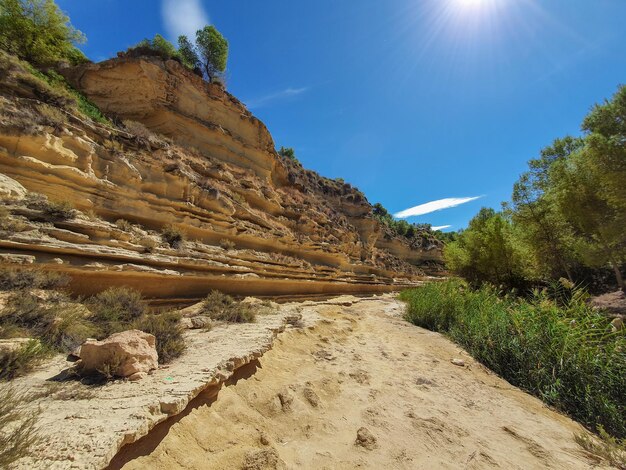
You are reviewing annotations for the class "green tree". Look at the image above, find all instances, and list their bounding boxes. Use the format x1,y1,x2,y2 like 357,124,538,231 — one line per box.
509,137,583,282
0,0,86,66
278,146,300,164
177,34,199,70
195,25,228,81
550,151,625,291
444,208,531,289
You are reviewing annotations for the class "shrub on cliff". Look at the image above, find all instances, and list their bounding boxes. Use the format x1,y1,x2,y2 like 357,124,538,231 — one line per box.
0,267,69,291
202,290,256,323
0,0,88,66
161,224,185,249
88,287,146,335
134,311,186,363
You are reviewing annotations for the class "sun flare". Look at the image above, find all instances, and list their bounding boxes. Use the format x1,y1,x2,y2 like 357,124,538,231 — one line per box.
456,0,488,7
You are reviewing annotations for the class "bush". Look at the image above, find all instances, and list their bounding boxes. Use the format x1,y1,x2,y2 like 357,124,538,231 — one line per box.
0,267,69,290
137,237,158,253
88,287,146,335
0,206,27,233
0,339,49,380
42,200,75,220
0,290,94,351
219,238,235,250
0,386,40,467
400,280,626,438
115,219,134,232
201,290,256,323
161,224,185,249
134,311,185,363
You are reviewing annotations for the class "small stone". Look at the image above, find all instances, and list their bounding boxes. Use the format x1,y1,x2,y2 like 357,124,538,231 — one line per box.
128,372,146,381
303,386,320,408
451,358,465,367
259,432,271,446
611,317,623,332
355,427,377,450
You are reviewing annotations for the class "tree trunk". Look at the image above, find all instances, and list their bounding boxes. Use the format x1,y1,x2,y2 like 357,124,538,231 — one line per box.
611,262,625,293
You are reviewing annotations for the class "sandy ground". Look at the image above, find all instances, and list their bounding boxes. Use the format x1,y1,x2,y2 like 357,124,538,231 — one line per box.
117,296,604,470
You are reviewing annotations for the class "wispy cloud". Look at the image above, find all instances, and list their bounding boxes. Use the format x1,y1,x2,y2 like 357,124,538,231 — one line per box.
394,196,482,219
161,0,210,40
245,87,309,109
431,225,452,231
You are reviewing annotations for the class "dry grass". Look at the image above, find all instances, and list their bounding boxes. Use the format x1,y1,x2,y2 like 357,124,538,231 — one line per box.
0,340,49,381
219,238,236,250
0,267,69,291
0,206,28,233
42,200,76,221
0,290,95,352
575,427,626,469
161,224,185,249
115,219,135,232
0,386,40,467
137,236,158,253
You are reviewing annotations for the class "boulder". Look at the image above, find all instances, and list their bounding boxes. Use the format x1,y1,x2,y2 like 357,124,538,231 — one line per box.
78,330,158,378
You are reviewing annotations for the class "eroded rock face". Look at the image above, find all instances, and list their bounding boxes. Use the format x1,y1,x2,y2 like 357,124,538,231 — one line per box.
78,330,158,377
0,55,442,299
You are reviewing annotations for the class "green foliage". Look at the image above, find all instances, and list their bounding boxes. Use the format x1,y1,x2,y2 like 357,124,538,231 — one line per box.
202,290,256,323
371,202,447,243
458,85,626,292
129,34,179,61
195,25,228,81
444,208,531,290
0,387,40,466
400,280,626,438
134,311,185,363
0,0,87,66
278,146,300,165
177,35,200,70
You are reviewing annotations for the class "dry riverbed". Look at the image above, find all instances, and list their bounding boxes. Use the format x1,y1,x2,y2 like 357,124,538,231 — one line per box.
115,295,605,470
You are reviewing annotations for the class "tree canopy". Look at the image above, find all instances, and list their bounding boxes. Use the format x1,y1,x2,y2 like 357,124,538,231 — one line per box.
195,26,228,81
0,0,87,66
447,85,626,292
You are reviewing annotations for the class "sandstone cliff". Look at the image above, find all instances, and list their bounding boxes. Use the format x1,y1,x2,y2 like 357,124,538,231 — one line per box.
0,53,442,300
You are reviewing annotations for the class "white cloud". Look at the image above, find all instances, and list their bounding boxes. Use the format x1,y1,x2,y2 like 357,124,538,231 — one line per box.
161,0,210,40
246,87,309,109
431,225,452,231
394,196,482,219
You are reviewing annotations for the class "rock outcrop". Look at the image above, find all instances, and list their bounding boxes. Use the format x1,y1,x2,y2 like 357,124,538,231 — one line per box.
0,54,443,300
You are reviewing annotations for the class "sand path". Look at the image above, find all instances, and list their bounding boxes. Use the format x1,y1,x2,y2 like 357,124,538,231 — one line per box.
118,296,604,470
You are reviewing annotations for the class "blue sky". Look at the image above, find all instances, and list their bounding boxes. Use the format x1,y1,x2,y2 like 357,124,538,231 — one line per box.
57,0,626,231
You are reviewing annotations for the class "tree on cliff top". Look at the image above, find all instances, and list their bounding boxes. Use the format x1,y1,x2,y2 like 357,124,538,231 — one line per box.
176,25,228,82
195,25,228,81
0,0,87,66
